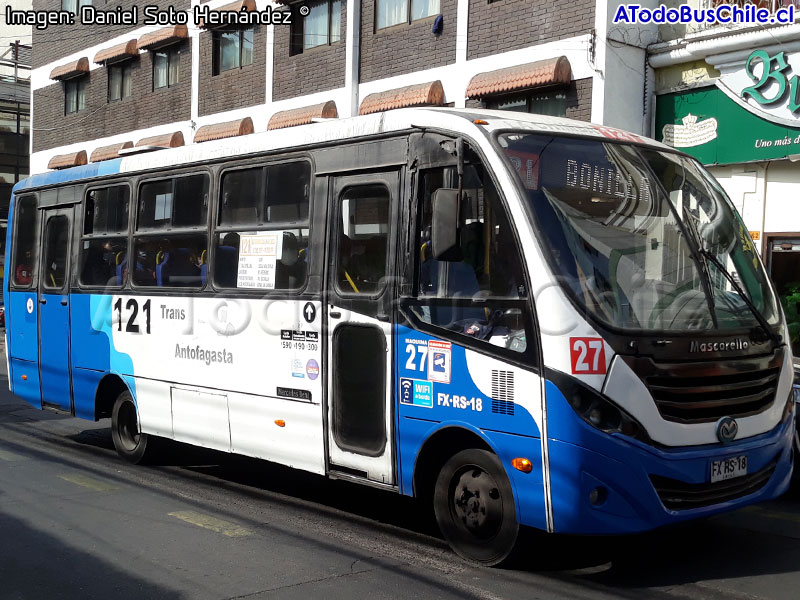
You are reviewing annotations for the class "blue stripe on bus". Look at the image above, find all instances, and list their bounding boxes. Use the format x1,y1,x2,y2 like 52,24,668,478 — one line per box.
13,159,123,192
70,294,137,419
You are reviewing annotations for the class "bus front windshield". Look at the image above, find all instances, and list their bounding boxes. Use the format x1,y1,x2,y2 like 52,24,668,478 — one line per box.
498,132,779,332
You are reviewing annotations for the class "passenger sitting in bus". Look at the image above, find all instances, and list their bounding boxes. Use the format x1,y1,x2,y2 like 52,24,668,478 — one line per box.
15,250,32,285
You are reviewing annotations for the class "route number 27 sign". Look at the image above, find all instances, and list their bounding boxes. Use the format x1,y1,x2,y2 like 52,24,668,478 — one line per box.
569,337,607,375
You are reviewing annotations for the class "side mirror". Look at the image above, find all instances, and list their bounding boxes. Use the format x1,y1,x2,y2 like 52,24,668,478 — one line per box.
431,188,460,261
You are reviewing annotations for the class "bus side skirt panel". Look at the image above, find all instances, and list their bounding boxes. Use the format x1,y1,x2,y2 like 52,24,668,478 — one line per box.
8,358,41,409
72,367,106,421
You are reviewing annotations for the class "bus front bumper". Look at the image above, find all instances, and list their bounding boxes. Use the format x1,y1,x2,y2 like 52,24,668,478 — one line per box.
544,413,794,535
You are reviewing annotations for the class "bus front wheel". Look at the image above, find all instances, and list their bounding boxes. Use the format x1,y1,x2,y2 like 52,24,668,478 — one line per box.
433,448,520,566
111,391,150,464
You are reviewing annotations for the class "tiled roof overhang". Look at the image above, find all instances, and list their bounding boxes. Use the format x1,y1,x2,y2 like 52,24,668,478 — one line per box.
359,81,444,116
50,57,89,80
136,131,185,148
267,101,338,130
199,0,257,28
93,40,138,65
138,25,189,51
194,117,254,143
465,56,572,98
48,150,88,170
90,141,133,163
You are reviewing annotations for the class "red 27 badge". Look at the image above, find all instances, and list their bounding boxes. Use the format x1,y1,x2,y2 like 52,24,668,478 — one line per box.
570,337,606,375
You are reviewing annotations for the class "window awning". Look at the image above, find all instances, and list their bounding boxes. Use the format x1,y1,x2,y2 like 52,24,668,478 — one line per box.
138,24,189,51
359,81,444,116
267,101,338,130
93,40,138,65
48,150,88,170
90,141,133,163
199,0,256,28
194,117,254,143
50,57,89,81
136,131,185,148
465,56,572,98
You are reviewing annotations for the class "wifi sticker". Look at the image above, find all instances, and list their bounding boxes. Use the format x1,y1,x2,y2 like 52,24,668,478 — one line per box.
399,378,433,408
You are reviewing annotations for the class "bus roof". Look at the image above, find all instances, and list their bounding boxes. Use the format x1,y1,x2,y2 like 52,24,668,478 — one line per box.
16,108,673,192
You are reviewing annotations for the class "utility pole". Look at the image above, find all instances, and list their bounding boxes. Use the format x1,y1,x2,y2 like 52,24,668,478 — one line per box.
13,40,19,82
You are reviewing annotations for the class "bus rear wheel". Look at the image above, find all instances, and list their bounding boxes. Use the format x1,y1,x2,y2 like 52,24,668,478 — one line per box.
433,448,519,566
111,390,150,464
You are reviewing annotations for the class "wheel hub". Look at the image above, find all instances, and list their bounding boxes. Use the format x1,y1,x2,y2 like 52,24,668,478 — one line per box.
452,467,502,539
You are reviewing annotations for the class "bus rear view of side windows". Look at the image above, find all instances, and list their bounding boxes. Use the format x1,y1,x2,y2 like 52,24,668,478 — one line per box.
4,109,794,566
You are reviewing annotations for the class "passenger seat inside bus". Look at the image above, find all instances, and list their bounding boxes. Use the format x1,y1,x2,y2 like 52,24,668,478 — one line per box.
216,244,239,288
155,251,170,286
275,231,306,289
158,248,202,287
116,252,127,286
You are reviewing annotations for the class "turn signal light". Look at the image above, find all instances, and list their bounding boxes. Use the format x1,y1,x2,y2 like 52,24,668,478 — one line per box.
473,119,489,125
274,420,285,427
512,458,532,473
21,375,27,381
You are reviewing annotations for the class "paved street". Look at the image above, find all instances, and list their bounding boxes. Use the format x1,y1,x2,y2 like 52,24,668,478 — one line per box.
1,340,800,599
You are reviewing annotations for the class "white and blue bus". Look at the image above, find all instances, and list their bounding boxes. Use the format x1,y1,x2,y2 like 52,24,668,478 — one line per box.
4,109,795,565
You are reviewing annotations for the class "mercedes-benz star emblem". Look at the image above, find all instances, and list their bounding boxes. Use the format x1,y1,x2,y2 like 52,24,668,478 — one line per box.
716,416,738,443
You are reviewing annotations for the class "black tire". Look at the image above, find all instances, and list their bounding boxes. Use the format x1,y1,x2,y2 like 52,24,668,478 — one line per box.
111,390,150,464
433,448,519,566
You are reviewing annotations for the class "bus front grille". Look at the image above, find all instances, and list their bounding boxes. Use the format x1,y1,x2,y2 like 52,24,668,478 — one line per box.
650,455,779,511
623,348,785,424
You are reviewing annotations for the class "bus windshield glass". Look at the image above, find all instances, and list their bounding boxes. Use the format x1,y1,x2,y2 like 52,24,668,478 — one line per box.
497,132,779,332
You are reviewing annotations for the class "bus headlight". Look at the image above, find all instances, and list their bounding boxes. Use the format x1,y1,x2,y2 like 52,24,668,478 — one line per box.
549,370,652,444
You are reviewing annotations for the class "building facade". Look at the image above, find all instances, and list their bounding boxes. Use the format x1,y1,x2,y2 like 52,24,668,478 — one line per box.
649,0,800,356
30,0,650,173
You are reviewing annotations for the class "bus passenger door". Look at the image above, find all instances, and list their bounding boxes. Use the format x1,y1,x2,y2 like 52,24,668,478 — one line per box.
324,172,399,485
38,207,74,413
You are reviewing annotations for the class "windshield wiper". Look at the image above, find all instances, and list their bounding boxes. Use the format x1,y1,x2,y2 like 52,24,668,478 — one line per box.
681,211,717,308
695,247,781,347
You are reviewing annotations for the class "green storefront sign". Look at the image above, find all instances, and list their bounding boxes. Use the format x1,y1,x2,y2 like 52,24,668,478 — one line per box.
655,86,800,165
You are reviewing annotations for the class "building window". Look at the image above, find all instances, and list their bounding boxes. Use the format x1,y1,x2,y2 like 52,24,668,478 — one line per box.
291,0,341,54
154,46,180,89
65,77,87,114
108,62,132,102
488,90,567,117
62,0,91,15
376,0,440,29
212,28,254,75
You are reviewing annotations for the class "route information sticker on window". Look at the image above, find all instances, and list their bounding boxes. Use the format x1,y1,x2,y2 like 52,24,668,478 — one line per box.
237,231,283,289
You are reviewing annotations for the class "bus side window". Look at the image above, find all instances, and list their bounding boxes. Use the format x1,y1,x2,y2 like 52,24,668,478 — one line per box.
410,165,529,354
336,185,390,295
133,174,209,288
11,195,38,288
80,185,130,287
214,160,311,291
